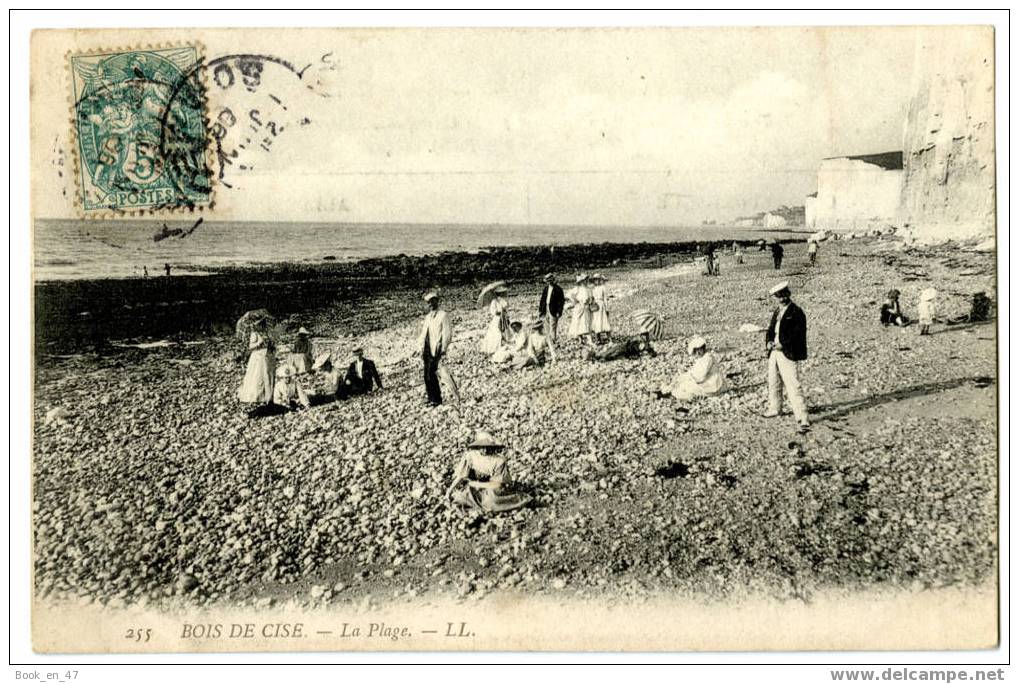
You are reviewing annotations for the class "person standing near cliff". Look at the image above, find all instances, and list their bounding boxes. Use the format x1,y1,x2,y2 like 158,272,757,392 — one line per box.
764,282,810,431
770,241,784,270
537,273,565,343
418,291,453,406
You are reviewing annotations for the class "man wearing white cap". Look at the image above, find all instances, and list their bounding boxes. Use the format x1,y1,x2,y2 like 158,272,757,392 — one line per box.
764,282,810,429
417,291,453,406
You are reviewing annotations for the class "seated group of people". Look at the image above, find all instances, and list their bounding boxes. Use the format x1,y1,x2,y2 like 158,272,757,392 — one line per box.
239,325,383,415
490,319,557,370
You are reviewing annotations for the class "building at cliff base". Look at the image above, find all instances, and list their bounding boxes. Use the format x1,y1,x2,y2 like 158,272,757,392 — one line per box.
805,28,994,243
805,152,903,232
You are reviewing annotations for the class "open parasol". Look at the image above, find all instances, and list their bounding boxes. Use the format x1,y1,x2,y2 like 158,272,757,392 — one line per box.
632,309,665,340
235,309,274,341
477,280,509,308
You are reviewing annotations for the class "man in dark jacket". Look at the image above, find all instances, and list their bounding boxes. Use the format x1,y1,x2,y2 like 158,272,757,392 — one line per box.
770,241,784,269
343,347,383,396
764,281,810,429
537,273,566,343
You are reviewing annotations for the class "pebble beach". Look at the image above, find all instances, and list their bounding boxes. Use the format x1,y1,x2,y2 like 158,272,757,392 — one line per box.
32,236,998,610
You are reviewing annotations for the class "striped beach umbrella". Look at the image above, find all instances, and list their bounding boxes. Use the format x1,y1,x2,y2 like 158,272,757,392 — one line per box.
632,309,665,340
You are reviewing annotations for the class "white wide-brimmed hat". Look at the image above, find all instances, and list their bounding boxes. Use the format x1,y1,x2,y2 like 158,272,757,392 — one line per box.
543,273,554,281
592,273,606,281
468,430,504,450
920,288,938,302
297,327,311,335
769,281,790,295
423,291,439,302
687,335,708,354
576,273,588,283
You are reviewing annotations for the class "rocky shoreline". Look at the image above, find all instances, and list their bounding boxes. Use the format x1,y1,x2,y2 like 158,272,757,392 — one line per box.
34,237,800,356
32,237,997,610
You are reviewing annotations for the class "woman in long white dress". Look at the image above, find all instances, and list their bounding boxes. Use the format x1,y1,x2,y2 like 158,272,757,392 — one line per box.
567,274,594,343
238,320,276,407
481,287,511,354
657,336,729,401
590,273,611,342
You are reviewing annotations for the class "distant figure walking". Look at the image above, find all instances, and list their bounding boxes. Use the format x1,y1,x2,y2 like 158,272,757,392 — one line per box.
418,291,453,406
733,241,744,265
567,274,594,345
770,242,784,270
918,288,938,336
537,273,565,343
590,273,612,342
764,281,810,430
164,263,171,277
807,240,819,266
143,266,149,278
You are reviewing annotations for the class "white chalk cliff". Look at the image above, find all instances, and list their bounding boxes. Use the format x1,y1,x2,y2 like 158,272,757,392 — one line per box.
899,27,995,243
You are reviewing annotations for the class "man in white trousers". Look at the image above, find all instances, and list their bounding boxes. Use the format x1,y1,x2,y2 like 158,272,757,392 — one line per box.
418,291,453,406
764,281,810,431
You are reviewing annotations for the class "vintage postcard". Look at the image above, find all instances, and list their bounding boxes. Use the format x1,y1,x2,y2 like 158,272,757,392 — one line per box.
29,26,998,653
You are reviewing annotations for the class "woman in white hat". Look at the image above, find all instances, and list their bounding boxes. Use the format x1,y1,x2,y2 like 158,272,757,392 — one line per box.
446,431,531,514
480,285,511,355
918,288,938,335
567,273,594,344
589,273,612,342
656,336,729,401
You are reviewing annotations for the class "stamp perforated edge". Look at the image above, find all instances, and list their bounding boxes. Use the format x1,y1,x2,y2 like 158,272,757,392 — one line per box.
65,42,217,219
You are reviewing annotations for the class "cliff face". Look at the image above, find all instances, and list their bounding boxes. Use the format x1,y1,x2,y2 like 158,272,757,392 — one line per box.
812,158,902,232
900,28,995,242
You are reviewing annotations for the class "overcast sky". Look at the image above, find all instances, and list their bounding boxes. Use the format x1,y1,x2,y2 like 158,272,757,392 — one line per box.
36,26,939,225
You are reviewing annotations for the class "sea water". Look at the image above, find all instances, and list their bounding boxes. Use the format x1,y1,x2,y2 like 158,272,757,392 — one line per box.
33,218,803,280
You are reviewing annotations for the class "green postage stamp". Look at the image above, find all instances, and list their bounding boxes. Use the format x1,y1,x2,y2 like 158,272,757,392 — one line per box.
69,46,212,213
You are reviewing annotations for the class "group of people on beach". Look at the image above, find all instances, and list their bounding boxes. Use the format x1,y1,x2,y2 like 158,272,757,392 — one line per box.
237,323,384,416
233,236,971,514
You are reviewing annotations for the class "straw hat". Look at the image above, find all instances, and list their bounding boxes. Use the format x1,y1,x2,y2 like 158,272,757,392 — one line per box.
423,291,439,302
576,273,588,283
297,327,310,335
468,430,504,450
351,345,364,355
312,351,333,370
920,288,938,302
592,273,606,282
543,273,554,282
687,335,707,354
769,281,790,296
